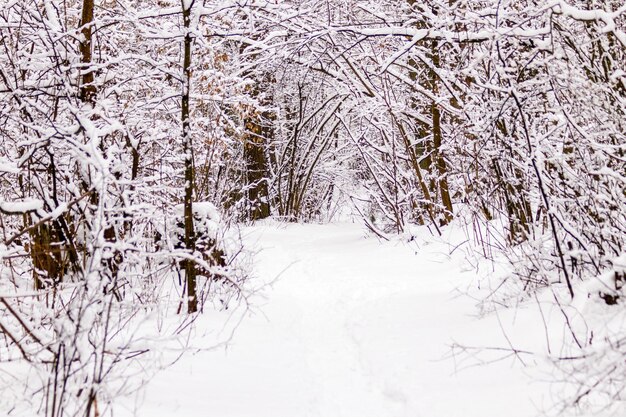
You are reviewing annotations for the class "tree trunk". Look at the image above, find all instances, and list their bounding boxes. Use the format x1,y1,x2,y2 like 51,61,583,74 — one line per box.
79,0,96,103
182,0,197,313
241,68,272,220
243,108,271,220
429,44,454,225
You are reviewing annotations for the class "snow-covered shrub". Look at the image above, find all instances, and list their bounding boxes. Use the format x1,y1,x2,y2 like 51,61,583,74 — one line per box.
548,255,626,413
164,201,248,310
170,201,227,276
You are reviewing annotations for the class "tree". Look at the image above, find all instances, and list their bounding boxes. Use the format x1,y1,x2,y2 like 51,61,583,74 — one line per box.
181,0,198,313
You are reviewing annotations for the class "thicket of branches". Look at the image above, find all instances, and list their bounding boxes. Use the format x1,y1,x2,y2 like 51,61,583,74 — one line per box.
0,0,624,415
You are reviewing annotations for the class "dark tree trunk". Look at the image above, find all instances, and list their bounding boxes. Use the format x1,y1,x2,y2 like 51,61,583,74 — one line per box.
429,44,454,225
79,0,96,103
243,111,272,220
242,71,273,221
182,0,197,313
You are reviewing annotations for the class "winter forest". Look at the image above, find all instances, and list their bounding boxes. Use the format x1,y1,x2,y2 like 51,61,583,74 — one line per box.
0,0,624,416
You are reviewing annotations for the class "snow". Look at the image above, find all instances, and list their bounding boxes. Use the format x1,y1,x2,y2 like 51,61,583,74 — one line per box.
0,162,19,174
118,221,565,417
170,201,222,247
0,199,43,214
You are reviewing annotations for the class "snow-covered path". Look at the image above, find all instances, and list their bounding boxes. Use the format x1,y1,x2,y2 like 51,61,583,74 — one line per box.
121,222,544,417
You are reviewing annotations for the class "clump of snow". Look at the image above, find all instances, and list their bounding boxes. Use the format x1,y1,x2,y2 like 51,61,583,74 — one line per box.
577,253,626,308
170,201,222,249
0,199,44,214
0,161,19,174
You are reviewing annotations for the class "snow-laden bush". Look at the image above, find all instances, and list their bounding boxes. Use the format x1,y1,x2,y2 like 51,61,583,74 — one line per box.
163,201,247,311
170,202,226,275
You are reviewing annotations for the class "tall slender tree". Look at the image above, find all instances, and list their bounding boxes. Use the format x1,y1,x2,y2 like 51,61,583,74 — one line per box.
182,0,197,313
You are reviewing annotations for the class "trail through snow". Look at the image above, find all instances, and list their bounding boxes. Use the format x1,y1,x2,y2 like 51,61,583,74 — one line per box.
121,222,550,417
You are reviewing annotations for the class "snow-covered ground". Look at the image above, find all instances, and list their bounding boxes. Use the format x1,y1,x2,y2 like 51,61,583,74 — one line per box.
118,221,578,417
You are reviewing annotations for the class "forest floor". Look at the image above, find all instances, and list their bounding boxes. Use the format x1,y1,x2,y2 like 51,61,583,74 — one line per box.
119,221,580,417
